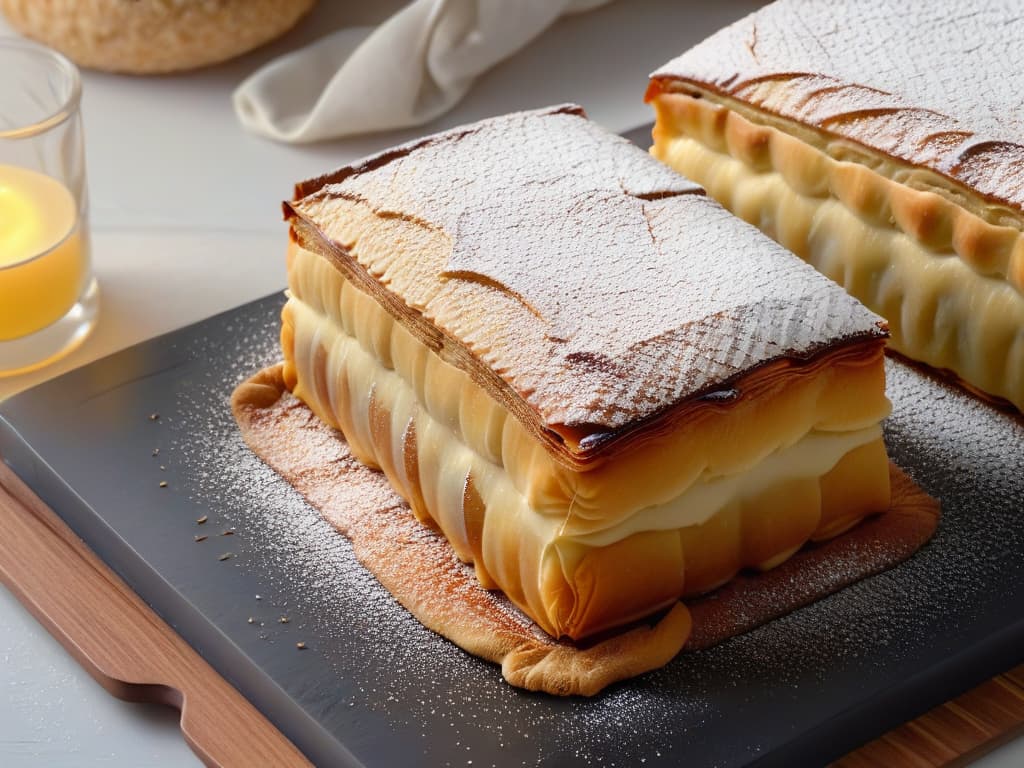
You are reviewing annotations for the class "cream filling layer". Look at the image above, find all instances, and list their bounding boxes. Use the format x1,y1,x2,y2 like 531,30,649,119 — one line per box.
570,425,878,548
286,293,880,551
652,100,1024,409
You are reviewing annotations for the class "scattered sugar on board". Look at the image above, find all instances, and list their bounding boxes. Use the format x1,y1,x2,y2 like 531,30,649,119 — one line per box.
684,361,1024,691
168,301,1023,767
170,306,702,766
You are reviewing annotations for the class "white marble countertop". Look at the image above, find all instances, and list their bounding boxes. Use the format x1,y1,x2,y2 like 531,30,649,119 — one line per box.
0,1,1021,765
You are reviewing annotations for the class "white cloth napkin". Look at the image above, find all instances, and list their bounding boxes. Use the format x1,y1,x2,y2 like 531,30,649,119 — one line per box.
233,0,612,143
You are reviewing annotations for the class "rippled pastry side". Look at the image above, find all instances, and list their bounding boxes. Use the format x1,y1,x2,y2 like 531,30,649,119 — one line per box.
648,89,1024,411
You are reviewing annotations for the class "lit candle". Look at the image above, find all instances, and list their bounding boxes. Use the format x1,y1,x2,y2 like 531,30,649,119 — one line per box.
0,164,86,341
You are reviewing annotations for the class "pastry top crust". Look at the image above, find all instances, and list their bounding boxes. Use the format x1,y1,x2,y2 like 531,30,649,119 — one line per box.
650,0,1024,219
286,105,885,457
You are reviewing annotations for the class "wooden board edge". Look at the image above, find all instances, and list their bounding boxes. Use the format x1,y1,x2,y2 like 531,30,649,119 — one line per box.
0,462,311,768
2,456,1023,767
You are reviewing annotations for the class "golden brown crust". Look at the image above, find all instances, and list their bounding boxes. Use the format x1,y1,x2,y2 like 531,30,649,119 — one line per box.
232,364,939,694
649,0,1024,220
1,0,315,74
286,105,887,466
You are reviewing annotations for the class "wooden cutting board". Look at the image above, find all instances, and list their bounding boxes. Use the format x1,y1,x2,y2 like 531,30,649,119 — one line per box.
0,461,309,767
0,462,1021,767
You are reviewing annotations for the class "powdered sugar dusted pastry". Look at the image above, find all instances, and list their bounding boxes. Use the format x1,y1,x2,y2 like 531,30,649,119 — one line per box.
281,104,892,642
647,0,1024,410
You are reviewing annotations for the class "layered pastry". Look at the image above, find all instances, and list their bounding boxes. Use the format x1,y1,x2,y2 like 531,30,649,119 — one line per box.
647,0,1024,411
280,104,892,642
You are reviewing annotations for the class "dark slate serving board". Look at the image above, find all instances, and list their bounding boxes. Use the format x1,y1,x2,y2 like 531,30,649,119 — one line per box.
3,298,1023,768
2,124,1024,763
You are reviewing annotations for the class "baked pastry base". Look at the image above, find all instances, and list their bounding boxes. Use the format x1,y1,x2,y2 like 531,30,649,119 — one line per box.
233,364,939,696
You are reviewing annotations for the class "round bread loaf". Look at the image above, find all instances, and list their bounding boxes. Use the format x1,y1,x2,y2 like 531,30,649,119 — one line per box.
0,0,316,74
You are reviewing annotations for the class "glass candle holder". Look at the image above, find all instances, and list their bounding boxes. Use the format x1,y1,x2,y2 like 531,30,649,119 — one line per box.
0,37,98,377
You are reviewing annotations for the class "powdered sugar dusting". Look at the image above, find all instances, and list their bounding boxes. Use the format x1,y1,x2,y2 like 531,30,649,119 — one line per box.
685,358,1024,686
685,464,938,653
291,105,884,430
653,0,1024,213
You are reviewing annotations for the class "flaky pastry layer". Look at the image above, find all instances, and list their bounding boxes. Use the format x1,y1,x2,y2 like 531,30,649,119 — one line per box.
282,244,892,640
650,91,1024,411
286,105,887,454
